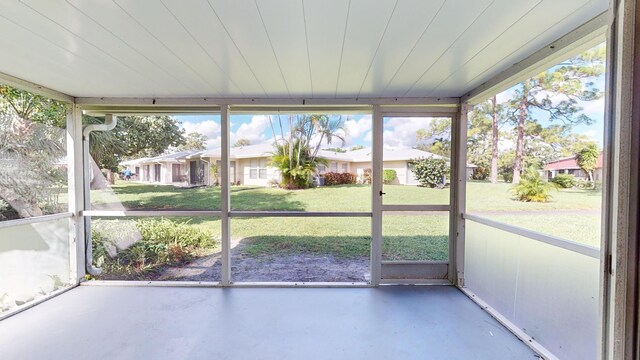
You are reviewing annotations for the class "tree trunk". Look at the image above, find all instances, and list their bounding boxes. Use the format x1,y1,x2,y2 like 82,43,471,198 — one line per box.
490,95,499,184
513,82,529,184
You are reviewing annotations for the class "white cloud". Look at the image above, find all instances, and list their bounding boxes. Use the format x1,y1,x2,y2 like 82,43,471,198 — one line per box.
383,117,434,149
582,129,597,139
340,115,372,146
580,97,605,117
181,119,221,149
180,115,272,149
231,115,270,146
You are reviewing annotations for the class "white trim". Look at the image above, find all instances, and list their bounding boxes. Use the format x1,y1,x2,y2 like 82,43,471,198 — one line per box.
378,108,459,116
80,280,370,288
82,210,222,217
75,96,459,107
380,279,451,285
229,282,371,288
0,71,74,103
380,260,449,265
229,211,371,218
81,280,221,287
381,205,450,212
0,212,72,229
459,287,554,360
0,284,78,322
464,213,601,259
463,12,608,105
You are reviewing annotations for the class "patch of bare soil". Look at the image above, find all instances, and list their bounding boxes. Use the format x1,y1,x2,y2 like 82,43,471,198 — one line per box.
158,242,370,283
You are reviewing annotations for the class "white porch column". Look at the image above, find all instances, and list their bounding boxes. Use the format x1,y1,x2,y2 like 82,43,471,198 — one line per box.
221,105,231,286
66,104,85,283
603,0,640,358
451,104,468,287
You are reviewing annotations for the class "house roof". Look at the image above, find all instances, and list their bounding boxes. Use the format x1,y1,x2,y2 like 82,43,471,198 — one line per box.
121,144,478,167
544,152,604,171
0,1,607,99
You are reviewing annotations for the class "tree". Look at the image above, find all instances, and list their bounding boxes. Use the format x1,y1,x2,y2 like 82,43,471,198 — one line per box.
416,118,452,157
233,138,251,147
267,114,345,189
0,85,67,127
576,144,600,184
178,132,207,151
0,85,68,217
116,115,186,158
468,97,505,183
508,47,605,183
87,115,187,171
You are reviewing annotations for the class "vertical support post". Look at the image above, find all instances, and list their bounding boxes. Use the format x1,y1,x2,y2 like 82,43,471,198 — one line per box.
66,104,85,283
371,104,383,286
604,0,640,358
221,105,231,286
450,104,468,287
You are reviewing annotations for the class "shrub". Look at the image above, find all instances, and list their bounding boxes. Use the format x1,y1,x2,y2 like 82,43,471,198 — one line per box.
383,169,397,184
511,167,557,202
472,166,489,181
92,218,215,276
323,172,356,186
409,157,449,188
550,174,575,188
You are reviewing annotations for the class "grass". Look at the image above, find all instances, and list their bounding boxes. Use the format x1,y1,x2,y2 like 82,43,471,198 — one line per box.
91,180,602,268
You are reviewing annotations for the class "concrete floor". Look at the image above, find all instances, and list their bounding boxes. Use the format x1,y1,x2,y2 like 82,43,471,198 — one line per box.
0,285,537,360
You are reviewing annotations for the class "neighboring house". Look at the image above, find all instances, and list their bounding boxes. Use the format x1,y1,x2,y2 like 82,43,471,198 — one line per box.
121,144,476,187
544,152,604,181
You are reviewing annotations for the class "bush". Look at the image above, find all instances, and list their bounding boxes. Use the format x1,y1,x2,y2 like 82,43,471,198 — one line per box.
383,169,397,184
511,168,557,202
472,166,489,181
92,218,215,276
409,157,449,188
550,174,575,188
323,172,356,186
576,179,596,190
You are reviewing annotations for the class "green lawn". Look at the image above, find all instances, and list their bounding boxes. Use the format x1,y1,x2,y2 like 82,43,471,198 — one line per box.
91,180,602,267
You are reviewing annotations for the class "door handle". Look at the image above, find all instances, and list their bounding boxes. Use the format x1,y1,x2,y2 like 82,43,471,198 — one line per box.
379,191,386,196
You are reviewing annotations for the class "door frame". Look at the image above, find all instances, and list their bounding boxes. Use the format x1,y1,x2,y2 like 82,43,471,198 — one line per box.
371,105,460,285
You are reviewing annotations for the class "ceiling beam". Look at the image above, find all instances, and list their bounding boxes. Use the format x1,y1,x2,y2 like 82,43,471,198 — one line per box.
462,11,608,105
0,71,75,104
75,96,459,109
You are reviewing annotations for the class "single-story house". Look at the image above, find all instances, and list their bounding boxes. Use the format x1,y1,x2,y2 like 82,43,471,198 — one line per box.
544,152,604,181
121,143,476,187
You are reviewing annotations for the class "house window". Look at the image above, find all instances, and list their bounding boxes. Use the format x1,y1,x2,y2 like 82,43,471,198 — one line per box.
342,163,348,173
331,162,338,172
318,164,326,173
250,159,268,179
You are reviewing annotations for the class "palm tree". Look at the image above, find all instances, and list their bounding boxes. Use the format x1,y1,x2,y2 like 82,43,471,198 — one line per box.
267,114,345,189
270,139,327,189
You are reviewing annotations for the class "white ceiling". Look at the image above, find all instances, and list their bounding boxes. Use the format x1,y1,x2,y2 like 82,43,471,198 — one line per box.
0,0,608,99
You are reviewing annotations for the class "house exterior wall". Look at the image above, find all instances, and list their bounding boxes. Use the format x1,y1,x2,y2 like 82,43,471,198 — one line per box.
237,158,279,186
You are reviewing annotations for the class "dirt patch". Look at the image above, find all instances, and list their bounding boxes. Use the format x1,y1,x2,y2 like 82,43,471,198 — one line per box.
159,242,370,283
